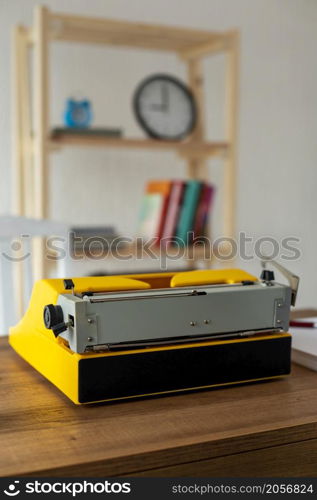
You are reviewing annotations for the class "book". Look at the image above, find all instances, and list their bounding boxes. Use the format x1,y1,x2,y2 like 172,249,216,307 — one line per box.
193,184,215,238
137,193,163,240
69,226,119,255
291,326,317,372
146,180,172,241
290,317,317,328
51,127,123,138
175,180,202,246
160,181,185,245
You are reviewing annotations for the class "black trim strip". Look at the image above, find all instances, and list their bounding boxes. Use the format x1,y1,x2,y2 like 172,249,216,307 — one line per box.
78,336,291,403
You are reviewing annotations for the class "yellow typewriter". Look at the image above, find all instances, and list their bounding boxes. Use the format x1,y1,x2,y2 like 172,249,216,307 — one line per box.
9,260,299,404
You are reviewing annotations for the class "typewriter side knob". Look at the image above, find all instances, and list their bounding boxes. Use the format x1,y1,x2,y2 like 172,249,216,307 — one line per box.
260,270,275,283
43,304,67,337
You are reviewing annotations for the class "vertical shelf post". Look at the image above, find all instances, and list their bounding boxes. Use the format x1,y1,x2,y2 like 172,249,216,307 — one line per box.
33,5,49,280
223,31,239,242
20,28,34,218
186,57,212,268
186,58,208,181
12,26,24,217
11,25,25,320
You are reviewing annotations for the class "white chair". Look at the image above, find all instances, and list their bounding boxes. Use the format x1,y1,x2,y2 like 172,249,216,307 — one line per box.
0,215,67,334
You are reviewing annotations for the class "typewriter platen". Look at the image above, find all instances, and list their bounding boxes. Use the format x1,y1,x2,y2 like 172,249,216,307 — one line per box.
9,261,299,404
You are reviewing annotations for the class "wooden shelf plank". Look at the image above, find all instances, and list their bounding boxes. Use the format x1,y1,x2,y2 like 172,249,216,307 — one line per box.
49,13,225,52
49,133,228,158
48,241,235,263
66,243,213,261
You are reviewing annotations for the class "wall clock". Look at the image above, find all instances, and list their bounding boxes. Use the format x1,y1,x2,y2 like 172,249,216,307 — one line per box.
133,74,197,140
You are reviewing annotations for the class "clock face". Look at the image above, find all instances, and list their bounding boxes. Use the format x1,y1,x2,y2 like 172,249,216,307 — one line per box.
134,75,197,140
72,107,88,125
64,99,92,128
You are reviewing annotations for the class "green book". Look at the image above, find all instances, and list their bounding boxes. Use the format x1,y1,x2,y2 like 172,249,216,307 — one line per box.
137,193,163,239
175,180,202,246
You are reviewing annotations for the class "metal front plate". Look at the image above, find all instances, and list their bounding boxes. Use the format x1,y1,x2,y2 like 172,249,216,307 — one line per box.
58,282,292,353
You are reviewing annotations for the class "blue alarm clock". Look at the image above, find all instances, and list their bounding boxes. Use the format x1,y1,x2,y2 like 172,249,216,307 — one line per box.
63,99,92,128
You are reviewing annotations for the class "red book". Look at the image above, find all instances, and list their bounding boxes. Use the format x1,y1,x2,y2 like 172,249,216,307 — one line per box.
290,317,317,328
161,180,185,245
193,184,215,238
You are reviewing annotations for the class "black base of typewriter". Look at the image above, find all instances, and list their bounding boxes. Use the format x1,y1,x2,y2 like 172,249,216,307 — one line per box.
78,334,291,404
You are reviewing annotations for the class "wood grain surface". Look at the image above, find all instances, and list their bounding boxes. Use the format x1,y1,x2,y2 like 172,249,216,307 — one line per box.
1,336,317,477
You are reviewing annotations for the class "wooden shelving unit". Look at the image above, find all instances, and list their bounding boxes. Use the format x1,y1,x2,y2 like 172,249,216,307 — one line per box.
12,6,239,290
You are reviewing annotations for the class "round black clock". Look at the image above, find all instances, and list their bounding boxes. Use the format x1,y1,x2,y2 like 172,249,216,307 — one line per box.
133,74,197,140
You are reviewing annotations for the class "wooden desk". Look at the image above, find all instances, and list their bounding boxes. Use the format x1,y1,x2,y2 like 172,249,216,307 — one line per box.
1,336,317,477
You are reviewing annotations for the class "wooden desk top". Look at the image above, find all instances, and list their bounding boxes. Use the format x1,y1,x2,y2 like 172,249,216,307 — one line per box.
1,336,317,477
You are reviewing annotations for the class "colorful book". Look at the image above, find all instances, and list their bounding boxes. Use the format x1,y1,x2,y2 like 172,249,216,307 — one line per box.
137,193,163,240
161,181,185,245
147,181,172,240
175,180,202,246
193,184,215,238
137,180,172,241
290,317,317,328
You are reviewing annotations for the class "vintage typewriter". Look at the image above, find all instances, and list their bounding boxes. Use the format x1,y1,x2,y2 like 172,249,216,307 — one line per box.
9,260,299,404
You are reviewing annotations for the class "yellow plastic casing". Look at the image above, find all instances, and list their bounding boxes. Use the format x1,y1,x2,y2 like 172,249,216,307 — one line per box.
170,269,257,287
9,269,290,405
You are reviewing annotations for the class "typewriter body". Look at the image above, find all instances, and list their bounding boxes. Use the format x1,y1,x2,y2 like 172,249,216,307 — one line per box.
9,262,299,404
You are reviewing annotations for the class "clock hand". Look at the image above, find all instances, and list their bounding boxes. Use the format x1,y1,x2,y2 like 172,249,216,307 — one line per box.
150,86,167,111
162,84,169,111
149,84,170,111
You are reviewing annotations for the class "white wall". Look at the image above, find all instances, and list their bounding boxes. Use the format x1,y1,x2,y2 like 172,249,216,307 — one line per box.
0,0,317,308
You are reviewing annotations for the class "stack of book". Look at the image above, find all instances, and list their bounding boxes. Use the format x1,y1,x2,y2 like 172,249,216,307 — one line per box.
69,226,119,256
137,180,215,246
